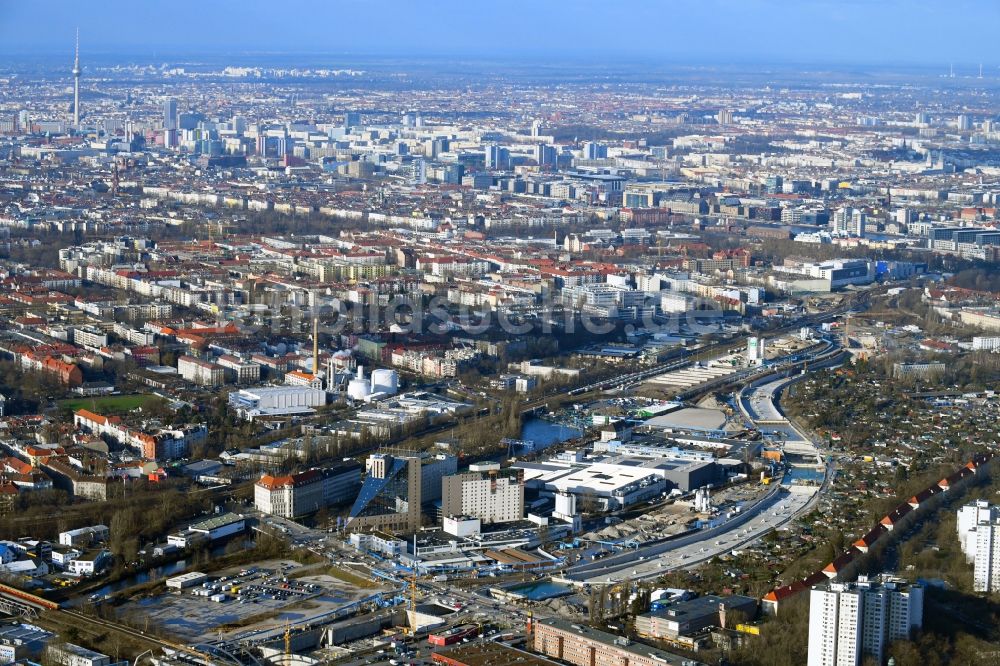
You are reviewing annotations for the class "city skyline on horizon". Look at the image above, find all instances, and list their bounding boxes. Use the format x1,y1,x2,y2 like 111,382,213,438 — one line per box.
1,0,999,68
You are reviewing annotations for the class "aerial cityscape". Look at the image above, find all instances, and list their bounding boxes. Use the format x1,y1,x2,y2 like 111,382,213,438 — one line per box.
2,2,1000,666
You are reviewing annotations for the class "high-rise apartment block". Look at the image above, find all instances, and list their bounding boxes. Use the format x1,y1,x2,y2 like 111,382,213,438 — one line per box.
832,207,866,237
441,463,524,524
163,98,178,130
485,144,510,170
957,500,1000,591
807,575,923,666
535,143,557,167
581,141,608,160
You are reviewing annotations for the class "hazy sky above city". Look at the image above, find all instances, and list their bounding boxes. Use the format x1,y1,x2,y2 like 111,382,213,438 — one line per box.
1,0,997,68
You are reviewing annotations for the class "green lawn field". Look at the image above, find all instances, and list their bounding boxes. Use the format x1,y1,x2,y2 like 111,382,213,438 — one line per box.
58,394,159,414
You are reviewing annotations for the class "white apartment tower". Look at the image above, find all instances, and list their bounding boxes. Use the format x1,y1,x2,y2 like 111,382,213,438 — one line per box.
832,207,865,237
974,518,1000,592
957,500,999,561
956,500,1000,591
807,575,923,666
441,463,524,524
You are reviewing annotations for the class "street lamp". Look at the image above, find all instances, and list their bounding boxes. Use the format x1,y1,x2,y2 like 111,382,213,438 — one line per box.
133,649,154,666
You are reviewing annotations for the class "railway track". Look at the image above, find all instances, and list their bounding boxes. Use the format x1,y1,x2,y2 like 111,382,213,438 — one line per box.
56,607,171,647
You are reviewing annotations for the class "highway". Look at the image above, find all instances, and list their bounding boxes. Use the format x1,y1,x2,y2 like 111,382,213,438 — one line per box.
566,486,814,583
565,336,847,583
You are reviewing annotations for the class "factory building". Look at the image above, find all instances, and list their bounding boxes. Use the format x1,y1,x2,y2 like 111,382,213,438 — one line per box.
532,617,706,666
229,385,326,420
513,450,720,511
635,594,757,639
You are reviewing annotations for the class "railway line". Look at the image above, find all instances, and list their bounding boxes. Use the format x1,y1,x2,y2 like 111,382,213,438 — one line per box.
0,582,234,664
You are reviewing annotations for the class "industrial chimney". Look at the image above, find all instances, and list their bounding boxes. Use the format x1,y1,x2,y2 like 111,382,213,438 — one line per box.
312,317,319,377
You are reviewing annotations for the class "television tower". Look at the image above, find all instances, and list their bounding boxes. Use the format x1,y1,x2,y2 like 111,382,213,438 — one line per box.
72,28,81,129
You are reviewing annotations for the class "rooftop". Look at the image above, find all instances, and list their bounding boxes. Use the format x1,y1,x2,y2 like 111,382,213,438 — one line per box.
190,512,245,532
433,642,559,666
641,593,757,622
645,407,729,432
536,618,707,666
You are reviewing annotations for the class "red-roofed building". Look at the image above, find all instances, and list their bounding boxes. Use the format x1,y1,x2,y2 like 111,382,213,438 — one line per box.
1,457,32,476
879,502,913,531
254,470,323,518
852,526,886,554
285,370,323,390
46,357,82,384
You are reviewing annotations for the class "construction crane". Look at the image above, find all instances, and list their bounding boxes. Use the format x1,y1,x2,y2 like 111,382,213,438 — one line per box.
205,219,225,244
284,622,291,655
406,566,419,635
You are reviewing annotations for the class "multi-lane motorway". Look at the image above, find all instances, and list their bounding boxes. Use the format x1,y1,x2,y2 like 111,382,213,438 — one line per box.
565,487,813,583
565,337,844,584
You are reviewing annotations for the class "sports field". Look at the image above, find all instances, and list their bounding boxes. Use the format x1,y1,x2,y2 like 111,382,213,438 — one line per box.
58,394,159,413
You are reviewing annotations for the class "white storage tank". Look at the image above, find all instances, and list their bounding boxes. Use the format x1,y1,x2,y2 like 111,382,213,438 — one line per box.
370,369,399,396
348,365,370,401
347,378,371,401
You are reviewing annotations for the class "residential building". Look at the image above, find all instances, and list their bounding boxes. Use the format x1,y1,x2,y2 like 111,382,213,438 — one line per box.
217,354,261,383
178,355,225,386
961,500,1000,592
441,464,524,524
807,575,923,666
957,499,999,561
974,521,1000,592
